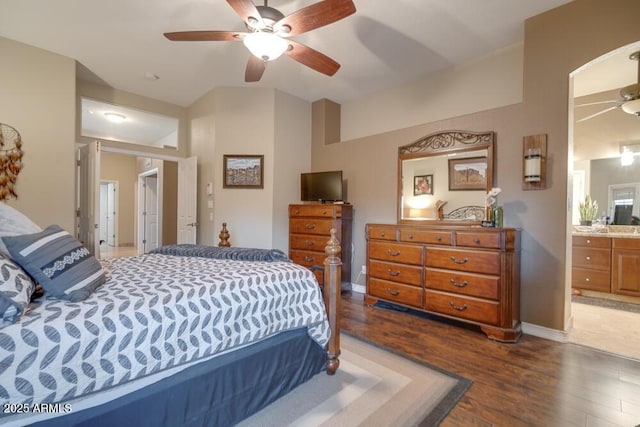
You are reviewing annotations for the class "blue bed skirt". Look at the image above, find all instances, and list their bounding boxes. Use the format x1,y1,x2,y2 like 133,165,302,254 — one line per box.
33,328,326,426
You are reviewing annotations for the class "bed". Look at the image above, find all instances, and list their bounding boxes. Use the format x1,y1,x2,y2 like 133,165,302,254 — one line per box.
0,209,342,426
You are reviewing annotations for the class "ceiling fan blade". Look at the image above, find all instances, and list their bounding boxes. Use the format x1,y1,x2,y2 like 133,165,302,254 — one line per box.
284,40,340,76
245,55,266,82
164,31,243,42
227,0,264,28
576,105,621,123
274,0,356,36
575,100,623,107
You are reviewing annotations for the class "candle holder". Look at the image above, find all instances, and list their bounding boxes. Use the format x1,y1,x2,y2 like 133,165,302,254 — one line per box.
522,134,547,190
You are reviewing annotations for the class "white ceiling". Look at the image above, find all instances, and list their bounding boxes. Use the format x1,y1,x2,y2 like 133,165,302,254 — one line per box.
0,0,573,107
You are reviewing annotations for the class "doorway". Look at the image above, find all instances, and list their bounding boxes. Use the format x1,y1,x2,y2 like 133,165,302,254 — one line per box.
99,180,118,248
568,41,640,360
138,169,161,254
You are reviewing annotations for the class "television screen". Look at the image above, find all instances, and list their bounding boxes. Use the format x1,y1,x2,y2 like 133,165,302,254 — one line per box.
301,171,343,202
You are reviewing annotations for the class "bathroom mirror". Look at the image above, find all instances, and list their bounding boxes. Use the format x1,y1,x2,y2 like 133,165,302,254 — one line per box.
397,130,495,223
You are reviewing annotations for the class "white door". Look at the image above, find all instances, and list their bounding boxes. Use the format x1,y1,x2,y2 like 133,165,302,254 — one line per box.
99,183,108,244
106,182,117,246
145,175,159,252
78,141,101,256
178,156,198,244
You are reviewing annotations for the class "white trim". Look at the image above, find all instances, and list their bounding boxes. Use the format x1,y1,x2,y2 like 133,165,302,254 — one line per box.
351,283,366,294
521,322,568,343
19,231,67,257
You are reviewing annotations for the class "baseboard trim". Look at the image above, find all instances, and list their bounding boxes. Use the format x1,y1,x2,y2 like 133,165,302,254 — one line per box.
351,283,366,294
521,322,568,343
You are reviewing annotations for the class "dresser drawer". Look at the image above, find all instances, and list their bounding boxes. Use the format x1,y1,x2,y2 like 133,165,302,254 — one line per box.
399,229,452,245
369,278,423,308
368,241,423,265
369,260,422,287
290,250,324,268
425,268,499,300
573,235,611,249
290,218,335,236
425,247,500,275
455,231,502,249
424,290,499,325
289,204,343,218
571,267,611,292
571,247,610,271
290,234,329,251
367,224,398,241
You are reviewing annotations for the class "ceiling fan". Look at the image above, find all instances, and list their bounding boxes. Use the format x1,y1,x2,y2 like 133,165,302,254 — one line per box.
164,0,356,82
576,51,640,123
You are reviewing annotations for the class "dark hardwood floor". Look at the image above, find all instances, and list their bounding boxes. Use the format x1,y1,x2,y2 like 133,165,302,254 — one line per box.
341,291,640,427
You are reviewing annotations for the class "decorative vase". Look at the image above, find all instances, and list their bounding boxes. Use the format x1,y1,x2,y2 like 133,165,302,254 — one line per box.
493,206,503,228
579,220,592,226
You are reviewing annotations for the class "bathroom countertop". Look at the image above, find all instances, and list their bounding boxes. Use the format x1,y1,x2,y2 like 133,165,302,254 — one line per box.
572,226,640,238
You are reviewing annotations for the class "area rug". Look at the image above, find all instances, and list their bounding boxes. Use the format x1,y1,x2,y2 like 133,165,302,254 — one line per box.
237,333,472,427
572,294,640,314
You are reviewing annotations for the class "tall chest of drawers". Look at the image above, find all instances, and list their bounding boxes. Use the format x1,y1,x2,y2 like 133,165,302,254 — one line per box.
289,204,353,289
365,223,521,342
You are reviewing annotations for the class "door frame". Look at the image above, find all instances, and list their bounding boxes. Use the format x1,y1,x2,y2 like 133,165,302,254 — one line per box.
137,168,162,254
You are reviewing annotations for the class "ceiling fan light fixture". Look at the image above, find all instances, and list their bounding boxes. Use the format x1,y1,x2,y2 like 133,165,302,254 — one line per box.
243,31,288,61
621,98,640,116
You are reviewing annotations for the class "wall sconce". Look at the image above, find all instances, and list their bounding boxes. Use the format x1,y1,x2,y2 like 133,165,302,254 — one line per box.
522,134,547,190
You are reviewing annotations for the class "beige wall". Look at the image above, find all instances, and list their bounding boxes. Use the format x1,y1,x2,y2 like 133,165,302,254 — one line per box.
188,87,310,250
0,37,76,232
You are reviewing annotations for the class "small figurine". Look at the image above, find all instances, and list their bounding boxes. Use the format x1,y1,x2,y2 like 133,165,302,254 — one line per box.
218,222,230,247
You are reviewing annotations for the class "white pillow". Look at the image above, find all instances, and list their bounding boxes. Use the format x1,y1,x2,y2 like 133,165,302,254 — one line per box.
0,203,42,256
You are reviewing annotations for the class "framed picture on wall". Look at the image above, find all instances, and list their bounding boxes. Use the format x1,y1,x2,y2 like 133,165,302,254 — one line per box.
413,174,433,196
223,154,264,189
448,156,487,190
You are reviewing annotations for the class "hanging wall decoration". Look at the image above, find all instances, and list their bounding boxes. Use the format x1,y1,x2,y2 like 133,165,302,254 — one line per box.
0,123,24,201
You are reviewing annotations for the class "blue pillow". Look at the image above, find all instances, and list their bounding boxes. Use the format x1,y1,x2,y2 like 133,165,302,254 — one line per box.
0,253,35,325
3,225,105,301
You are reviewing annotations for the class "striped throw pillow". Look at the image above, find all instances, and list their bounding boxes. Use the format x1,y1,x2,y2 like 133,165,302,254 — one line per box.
3,225,105,301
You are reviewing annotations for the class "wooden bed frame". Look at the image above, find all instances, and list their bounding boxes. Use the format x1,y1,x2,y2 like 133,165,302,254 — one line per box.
218,223,342,375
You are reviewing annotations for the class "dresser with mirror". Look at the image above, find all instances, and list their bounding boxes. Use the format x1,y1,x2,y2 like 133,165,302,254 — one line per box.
365,130,521,342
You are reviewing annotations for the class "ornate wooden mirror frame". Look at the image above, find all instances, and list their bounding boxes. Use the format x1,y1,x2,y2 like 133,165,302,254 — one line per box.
397,130,496,224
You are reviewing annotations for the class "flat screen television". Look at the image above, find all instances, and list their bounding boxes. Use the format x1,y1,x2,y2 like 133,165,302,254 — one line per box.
301,170,343,202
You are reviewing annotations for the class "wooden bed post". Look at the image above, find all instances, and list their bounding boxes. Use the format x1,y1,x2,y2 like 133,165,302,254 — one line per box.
324,228,341,375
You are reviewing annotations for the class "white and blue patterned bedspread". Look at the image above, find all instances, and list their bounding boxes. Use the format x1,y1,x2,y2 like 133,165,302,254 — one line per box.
0,254,330,406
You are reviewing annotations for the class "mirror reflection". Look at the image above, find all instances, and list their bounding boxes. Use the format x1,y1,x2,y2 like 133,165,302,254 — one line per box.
81,98,178,149
400,149,488,220
397,130,495,223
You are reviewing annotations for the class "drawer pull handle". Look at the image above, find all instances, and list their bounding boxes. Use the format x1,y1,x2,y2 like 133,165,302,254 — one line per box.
585,277,591,282
449,302,468,311
449,279,468,288
387,269,401,277
304,223,316,230
387,249,401,257
586,256,591,261
380,231,386,237
450,256,468,264
586,239,591,244
386,288,401,296
408,234,414,239
322,210,327,215
436,236,442,241
295,209,300,215
305,240,315,247
304,256,315,262
473,238,480,244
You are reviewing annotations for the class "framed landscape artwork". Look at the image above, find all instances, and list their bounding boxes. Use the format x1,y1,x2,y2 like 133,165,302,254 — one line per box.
223,154,264,189
448,156,487,190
